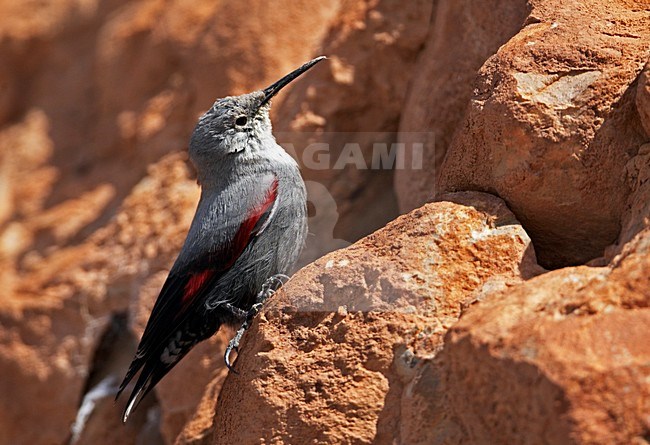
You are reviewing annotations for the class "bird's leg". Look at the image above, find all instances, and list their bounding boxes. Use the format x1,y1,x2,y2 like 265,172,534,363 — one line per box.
224,274,290,372
219,302,248,322
247,273,289,318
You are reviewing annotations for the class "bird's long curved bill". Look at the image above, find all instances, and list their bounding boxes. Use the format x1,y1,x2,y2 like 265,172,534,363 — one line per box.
258,56,327,109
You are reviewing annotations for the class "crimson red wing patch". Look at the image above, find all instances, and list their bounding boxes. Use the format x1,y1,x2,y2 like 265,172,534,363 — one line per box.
182,269,216,305
179,177,278,308
230,177,279,259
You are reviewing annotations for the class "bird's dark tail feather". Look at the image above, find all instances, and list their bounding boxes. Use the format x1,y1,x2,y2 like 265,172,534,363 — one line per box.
121,360,167,423
115,357,144,402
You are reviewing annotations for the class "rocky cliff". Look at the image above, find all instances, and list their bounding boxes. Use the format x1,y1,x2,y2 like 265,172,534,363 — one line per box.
0,1,648,444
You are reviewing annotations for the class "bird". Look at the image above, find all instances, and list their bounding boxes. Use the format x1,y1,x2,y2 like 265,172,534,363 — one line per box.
116,56,326,422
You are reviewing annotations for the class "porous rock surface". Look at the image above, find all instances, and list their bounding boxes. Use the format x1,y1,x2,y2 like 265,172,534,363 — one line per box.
209,192,538,444
434,0,650,268
0,1,340,444
0,0,648,444
439,228,650,444
0,152,200,445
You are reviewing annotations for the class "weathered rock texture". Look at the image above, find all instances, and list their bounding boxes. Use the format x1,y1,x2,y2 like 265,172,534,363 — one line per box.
614,62,650,258
0,0,649,444
0,153,199,445
438,228,650,444
276,0,434,262
395,0,531,211
435,0,650,268
208,193,538,444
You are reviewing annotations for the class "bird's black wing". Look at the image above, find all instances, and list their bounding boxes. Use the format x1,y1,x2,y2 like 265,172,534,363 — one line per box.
117,174,279,421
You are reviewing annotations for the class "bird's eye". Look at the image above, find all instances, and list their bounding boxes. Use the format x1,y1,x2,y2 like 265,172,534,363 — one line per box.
235,116,248,126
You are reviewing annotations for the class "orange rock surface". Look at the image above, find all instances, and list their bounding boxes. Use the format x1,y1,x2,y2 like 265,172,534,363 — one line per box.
0,0,648,444
435,0,650,268
440,228,650,444
210,192,538,444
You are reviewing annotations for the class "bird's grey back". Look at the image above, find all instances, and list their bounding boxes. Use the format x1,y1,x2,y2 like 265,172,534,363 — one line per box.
180,139,306,311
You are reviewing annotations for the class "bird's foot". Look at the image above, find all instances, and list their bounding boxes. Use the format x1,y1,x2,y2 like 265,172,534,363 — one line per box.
224,321,248,373
223,274,290,372
258,273,289,303
220,302,248,321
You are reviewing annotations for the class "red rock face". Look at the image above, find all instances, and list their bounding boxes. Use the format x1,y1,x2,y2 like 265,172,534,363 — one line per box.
275,0,434,264
0,154,202,445
0,1,648,445
395,0,531,212
211,192,539,444
435,0,650,268
441,229,650,444
0,1,340,442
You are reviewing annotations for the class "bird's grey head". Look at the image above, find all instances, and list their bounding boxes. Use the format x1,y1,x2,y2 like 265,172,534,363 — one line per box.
189,56,326,178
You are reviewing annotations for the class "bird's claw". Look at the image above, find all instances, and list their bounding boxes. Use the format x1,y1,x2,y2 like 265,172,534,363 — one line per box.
224,325,246,373
224,345,237,373
258,274,289,299
223,274,290,372
248,302,264,317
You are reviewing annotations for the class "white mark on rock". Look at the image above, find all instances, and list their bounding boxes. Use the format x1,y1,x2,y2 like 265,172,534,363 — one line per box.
470,226,493,242
70,375,118,444
514,70,601,109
